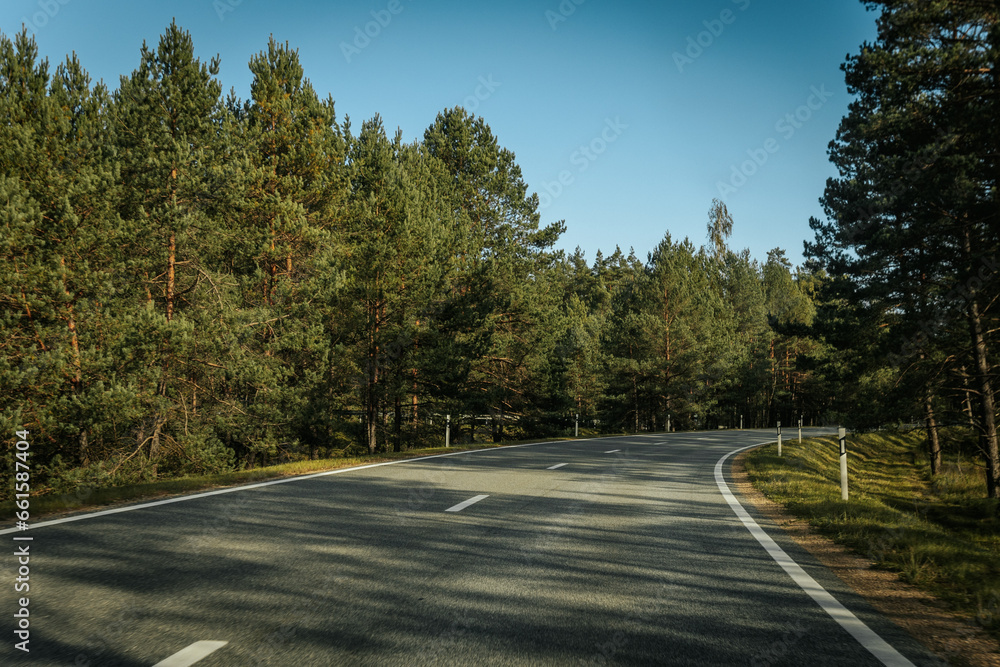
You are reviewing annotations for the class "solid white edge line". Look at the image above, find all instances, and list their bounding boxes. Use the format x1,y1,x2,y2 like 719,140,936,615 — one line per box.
547,463,568,470
0,439,566,535
152,640,228,667
445,494,489,512
715,443,915,667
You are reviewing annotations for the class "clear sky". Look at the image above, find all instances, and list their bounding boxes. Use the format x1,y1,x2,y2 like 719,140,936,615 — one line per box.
2,0,878,267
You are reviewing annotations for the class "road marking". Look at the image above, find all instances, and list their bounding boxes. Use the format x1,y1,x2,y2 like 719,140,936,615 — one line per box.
0,439,575,535
445,495,489,512
1,432,781,535
153,641,228,667
547,463,568,470
715,444,915,667
604,449,621,453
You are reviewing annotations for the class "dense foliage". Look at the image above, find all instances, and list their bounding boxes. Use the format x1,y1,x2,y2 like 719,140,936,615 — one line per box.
0,25,828,497
806,0,1000,498
8,4,999,503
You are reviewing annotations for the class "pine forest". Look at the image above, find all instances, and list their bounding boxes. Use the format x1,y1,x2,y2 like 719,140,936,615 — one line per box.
2,10,998,501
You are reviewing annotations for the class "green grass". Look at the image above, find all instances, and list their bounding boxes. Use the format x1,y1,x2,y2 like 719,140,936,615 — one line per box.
745,430,1000,637
4,432,615,522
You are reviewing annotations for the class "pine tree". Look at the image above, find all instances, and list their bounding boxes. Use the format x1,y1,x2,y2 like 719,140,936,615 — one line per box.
112,21,225,475
0,30,124,485
217,37,348,465
423,107,566,431
808,1,1000,496
341,117,452,452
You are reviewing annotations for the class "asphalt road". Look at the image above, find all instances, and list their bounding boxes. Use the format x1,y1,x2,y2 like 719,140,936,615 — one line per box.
2,429,946,666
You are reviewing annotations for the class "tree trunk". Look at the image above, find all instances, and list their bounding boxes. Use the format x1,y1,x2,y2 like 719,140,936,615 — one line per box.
633,375,640,433
393,395,402,453
149,418,162,479
365,300,379,455
412,365,419,430
968,297,999,498
60,259,88,465
960,365,976,426
166,231,176,322
962,229,999,498
365,381,378,455
924,391,941,476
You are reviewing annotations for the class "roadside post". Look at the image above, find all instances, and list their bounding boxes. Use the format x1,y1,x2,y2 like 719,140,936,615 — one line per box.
798,416,803,443
839,427,848,500
740,414,743,430
446,414,451,448
777,421,782,457
575,413,579,438
667,414,671,433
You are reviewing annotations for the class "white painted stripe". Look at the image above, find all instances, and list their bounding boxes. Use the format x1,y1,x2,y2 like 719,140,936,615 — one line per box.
547,463,568,470
715,444,915,667
604,449,621,454
0,439,572,535
445,494,489,512
153,640,228,667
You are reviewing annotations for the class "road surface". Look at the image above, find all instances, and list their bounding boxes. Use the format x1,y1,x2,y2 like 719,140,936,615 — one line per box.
2,429,943,665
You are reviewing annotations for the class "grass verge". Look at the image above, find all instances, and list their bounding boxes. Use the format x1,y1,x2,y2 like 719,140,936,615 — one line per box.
745,430,1000,640
4,434,606,523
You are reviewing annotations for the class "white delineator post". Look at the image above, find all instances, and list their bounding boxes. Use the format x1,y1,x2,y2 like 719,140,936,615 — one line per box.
798,416,803,443
575,413,579,438
446,414,451,448
839,427,848,501
777,421,782,457
740,414,743,430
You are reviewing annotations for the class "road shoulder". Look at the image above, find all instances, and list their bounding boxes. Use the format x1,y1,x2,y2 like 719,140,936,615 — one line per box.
731,449,1000,667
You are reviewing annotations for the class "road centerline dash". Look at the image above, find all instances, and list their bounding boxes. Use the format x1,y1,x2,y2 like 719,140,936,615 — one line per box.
152,640,228,667
445,495,489,512
604,449,621,453
547,463,568,470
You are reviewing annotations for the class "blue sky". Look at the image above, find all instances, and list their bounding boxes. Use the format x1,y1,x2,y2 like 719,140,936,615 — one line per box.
2,0,878,267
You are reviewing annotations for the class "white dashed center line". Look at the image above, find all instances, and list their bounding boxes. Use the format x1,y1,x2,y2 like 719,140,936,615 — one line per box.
445,495,489,512
547,463,568,470
604,449,621,453
153,641,228,667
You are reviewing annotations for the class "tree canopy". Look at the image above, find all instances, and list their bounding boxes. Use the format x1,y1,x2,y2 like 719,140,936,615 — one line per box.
4,8,996,502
